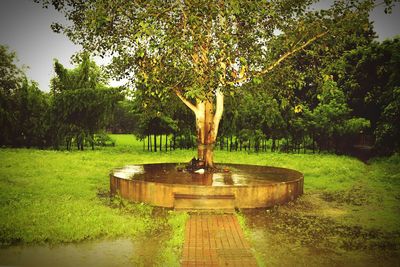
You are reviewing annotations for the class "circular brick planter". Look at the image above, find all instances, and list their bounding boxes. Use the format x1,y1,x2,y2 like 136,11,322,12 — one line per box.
110,163,303,210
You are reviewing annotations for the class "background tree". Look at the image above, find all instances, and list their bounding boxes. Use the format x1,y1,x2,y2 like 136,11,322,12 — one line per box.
0,45,51,148
0,45,25,146
335,37,400,154
50,54,122,150
12,78,50,147
302,77,369,153
132,85,193,152
107,99,138,134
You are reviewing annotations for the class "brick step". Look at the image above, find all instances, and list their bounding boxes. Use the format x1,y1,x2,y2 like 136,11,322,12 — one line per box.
174,193,235,210
174,194,235,199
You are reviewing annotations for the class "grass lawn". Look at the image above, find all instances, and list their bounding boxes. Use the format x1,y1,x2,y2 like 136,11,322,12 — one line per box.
235,154,400,266
0,134,399,266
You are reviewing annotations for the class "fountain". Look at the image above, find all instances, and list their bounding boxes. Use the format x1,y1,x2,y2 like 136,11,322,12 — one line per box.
110,163,303,210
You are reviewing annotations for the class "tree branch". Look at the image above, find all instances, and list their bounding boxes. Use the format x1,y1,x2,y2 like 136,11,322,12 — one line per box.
259,31,329,75
226,31,329,85
174,90,198,114
212,88,224,137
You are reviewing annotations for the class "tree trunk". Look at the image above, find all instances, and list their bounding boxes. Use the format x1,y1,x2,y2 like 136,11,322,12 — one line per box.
150,134,153,151
196,100,215,167
66,138,71,151
91,134,95,150
177,89,223,169
154,134,157,152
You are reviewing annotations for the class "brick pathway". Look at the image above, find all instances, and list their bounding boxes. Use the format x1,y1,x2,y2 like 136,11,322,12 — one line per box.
181,214,258,267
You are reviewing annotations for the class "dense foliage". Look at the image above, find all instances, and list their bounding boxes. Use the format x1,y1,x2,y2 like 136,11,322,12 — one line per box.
113,37,400,156
1,32,399,155
335,38,400,154
0,46,121,150
1,1,400,156
50,53,122,150
0,45,50,147
35,0,393,166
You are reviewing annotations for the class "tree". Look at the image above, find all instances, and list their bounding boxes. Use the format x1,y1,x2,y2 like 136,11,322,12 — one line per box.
335,37,400,154
303,77,369,152
0,45,51,147
0,45,24,145
50,54,122,149
107,99,138,134
37,0,384,167
132,84,194,151
13,78,50,147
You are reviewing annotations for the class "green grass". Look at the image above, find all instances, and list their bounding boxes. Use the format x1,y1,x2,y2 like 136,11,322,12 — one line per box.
0,135,399,265
109,134,143,148
0,147,194,243
235,153,400,266
156,211,189,266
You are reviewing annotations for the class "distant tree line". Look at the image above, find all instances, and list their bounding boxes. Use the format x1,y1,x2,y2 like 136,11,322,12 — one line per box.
0,46,121,150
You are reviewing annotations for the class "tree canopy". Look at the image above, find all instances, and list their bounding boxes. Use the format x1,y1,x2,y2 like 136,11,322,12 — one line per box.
37,0,379,95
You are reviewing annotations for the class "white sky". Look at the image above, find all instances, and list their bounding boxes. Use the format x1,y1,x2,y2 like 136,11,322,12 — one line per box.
0,0,399,92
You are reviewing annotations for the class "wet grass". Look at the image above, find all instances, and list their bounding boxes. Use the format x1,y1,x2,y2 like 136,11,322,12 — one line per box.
157,211,189,266
0,137,191,265
0,148,190,245
0,135,399,265
237,154,400,266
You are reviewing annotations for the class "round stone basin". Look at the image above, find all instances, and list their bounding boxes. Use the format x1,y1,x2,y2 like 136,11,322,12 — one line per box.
110,163,304,210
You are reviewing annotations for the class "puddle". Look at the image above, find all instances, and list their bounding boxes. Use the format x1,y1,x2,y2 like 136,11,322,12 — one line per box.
0,237,163,267
112,163,302,186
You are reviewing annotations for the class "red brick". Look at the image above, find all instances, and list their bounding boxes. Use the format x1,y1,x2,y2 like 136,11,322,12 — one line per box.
182,214,257,267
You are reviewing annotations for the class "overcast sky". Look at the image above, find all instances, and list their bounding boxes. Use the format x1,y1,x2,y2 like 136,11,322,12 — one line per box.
0,0,399,92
